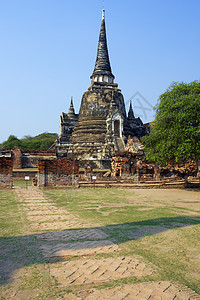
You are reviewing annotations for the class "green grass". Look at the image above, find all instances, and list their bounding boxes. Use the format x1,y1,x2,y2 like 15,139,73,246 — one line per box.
0,189,54,298
44,188,200,294
0,190,24,237
0,187,200,298
13,180,33,188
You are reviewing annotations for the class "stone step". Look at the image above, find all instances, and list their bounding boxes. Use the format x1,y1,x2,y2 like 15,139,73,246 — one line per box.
79,182,186,189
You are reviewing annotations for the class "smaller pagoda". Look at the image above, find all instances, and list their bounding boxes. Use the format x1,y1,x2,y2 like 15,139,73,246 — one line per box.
53,97,78,155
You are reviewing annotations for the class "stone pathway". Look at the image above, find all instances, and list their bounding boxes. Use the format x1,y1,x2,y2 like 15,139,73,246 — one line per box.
14,186,200,300
50,256,152,286
41,240,119,258
15,187,86,231
65,281,200,299
37,228,108,241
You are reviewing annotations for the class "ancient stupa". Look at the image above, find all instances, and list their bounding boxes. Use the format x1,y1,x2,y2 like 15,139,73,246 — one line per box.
54,10,145,168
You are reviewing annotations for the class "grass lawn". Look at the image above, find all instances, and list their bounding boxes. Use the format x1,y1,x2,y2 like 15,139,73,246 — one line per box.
0,189,24,237
0,186,200,299
45,188,200,294
13,180,33,189
0,187,54,299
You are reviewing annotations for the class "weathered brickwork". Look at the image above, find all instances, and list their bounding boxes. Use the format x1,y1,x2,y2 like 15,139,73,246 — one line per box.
13,170,37,180
12,147,22,169
37,158,79,187
111,150,199,182
12,147,57,169
0,157,13,188
0,149,11,157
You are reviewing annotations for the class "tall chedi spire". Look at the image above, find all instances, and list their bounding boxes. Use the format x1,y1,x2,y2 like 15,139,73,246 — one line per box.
55,7,146,163
67,8,128,167
91,9,115,84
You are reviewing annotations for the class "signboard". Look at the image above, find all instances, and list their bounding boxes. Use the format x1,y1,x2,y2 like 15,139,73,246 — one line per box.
25,176,30,181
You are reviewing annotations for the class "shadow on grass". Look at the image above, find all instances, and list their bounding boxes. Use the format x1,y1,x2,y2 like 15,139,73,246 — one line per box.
0,216,200,286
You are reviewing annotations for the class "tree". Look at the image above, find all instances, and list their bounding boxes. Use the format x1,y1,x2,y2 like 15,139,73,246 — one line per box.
0,133,58,150
20,133,58,150
142,81,200,164
0,135,21,149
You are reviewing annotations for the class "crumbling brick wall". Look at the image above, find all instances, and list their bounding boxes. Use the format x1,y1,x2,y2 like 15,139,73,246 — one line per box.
0,157,13,188
12,147,22,169
111,151,199,181
22,149,57,168
37,158,79,187
111,151,145,177
12,147,57,169
0,149,11,157
160,161,199,179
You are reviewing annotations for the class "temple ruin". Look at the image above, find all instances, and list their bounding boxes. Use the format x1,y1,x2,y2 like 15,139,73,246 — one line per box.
0,157,13,189
53,10,146,168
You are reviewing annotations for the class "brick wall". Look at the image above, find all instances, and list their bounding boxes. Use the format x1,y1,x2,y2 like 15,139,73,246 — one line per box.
0,157,13,188
111,152,199,181
12,147,22,169
13,170,37,180
0,149,11,157
23,149,57,156
37,158,79,187
12,147,57,169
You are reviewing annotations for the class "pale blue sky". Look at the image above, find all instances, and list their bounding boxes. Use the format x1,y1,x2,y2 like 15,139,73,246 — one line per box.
0,0,200,143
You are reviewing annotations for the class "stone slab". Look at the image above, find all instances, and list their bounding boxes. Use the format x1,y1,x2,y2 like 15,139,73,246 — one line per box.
24,208,67,214
25,210,63,216
41,240,119,258
62,281,200,299
31,220,85,231
50,256,152,286
37,228,107,241
22,203,53,208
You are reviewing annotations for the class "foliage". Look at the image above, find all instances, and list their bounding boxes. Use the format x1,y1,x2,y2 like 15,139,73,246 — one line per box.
0,135,22,149
142,81,200,164
0,132,58,150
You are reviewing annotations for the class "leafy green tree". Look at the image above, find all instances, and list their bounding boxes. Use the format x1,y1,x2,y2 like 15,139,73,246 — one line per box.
142,81,200,164
0,135,21,149
0,133,58,150
39,138,55,150
21,133,58,150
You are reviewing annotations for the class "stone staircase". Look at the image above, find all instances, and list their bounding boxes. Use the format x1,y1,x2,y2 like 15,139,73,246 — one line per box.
78,179,187,189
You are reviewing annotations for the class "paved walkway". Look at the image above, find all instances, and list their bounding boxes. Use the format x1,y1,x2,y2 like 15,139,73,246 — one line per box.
15,187,200,300
65,282,200,299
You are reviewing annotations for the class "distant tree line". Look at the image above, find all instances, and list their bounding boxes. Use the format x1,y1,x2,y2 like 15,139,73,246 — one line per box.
0,133,58,150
